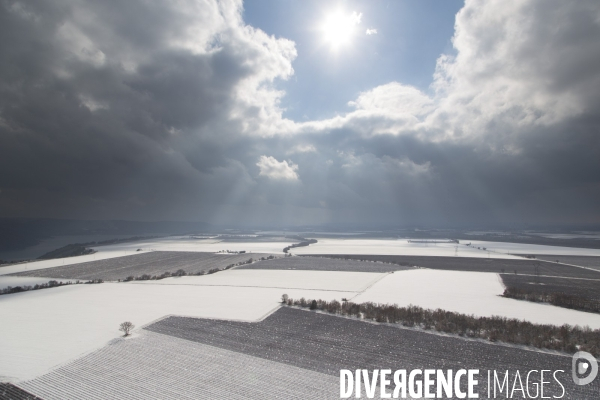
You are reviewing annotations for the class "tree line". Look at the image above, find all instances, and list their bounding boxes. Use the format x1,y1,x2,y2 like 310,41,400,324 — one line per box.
120,257,257,282
284,297,600,357
283,239,317,253
0,279,103,296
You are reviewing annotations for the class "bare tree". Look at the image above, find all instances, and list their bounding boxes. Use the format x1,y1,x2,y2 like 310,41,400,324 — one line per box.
119,321,135,336
281,294,289,303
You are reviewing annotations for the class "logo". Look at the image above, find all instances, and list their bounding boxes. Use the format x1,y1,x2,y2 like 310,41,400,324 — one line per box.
572,351,598,386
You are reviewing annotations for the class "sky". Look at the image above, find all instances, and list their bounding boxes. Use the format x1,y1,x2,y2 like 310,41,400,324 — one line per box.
0,0,599,228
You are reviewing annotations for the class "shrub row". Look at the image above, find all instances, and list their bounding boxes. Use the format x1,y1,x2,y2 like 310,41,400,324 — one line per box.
503,287,600,314
0,279,102,296
37,244,96,260
120,257,257,282
284,297,600,357
311,255,417,268
283,239,317,253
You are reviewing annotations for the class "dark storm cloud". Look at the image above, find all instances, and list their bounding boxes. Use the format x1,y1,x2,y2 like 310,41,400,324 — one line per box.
0,0,599,227
0,0,294,222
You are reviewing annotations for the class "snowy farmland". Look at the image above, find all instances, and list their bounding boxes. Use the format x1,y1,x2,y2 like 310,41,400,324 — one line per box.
353,269,600,329
145,307,598,398
533,255,600,270
317,254,600,278
6,306,598,399
290,238,522,258
0,269,379,381
0,249,151,277
501,274,600,301
12,251,262,281
466,240,600,256
0,235,296,277
3,234,600,398
19,331,343,400
132,270,386,292
0,276,77,291
93,235,296,254
239,255,414,272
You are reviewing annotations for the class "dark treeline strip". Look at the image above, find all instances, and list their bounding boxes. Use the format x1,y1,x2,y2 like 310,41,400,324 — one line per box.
0,279,102,296
284,297,600,357
503,287,600,314
38,236,161,260
37,244,96,260
283,239,317,253
120,256,262,282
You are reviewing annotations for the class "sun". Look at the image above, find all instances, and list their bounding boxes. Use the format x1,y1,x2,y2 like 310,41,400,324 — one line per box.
321,10,362,51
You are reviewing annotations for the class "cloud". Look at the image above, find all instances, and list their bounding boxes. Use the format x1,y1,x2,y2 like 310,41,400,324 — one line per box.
256,156,299,181
365,29,377,35
427,0,600,137
285,0,600,225
286,144,317,154
351,11,363,25
0,0,298,221
1,0,599,227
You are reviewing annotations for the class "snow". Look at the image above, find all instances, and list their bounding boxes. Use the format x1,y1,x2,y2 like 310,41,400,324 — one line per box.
20,331,343,400
0,250,151,276
290,238,522,259
131,270,386,292
353,269,600,329
94,236,295,254
0,277,77,290
528,232,600,240
0,273,365,382
0,236,294,277
466,240,600,256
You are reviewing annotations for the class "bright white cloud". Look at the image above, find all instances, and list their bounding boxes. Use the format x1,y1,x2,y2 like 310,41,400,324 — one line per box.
365,28,377,35
256,156,299,181
349,82,433,116
290,0,600,146
427,0,600,137
286,144,317,154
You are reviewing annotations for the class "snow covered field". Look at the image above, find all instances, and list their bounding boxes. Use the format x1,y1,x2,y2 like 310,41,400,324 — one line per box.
4,235,600,385
290,238,521,259
95,236,295,254
0,249,151,276
0,270,371,381
20,331,343,400
0,236,293,277
6,236,598,278
0,276,78,290
131,270,386,292
466,240,600,256
353,269,600,329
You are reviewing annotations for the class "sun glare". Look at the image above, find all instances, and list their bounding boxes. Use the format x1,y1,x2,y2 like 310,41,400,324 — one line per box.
321,10,362,50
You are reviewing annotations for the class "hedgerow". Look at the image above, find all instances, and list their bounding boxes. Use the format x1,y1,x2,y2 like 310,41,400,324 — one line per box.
120,258,256,282
0,279,102,295
285,297,600,357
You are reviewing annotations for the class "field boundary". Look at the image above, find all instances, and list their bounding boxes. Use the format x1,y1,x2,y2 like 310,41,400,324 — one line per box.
498,272,600,281
128,281,361,293
538,259,600,275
